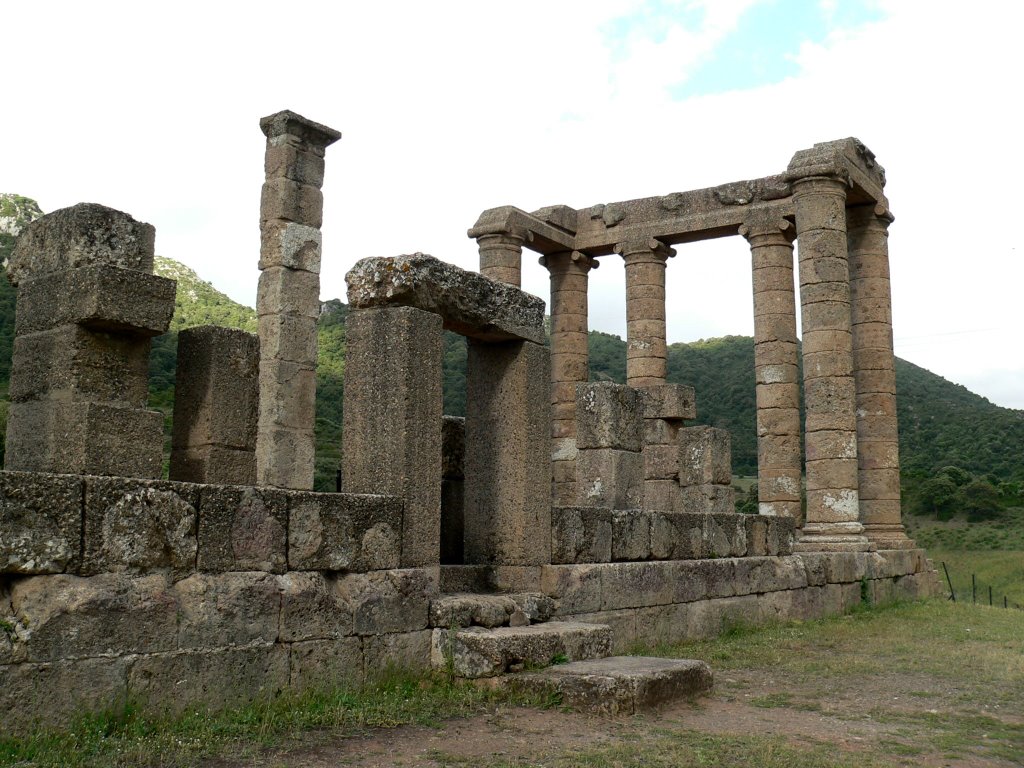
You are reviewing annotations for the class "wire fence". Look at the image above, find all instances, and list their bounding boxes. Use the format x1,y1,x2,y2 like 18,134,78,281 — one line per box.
941,561,1023,610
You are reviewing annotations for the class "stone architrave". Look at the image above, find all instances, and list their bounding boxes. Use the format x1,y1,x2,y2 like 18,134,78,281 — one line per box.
4,204,174,478
256,109,341,490
615,238,675,388
170,326,259,485
847,204,913,549
787,164,868,552
739,211,802,521
540,251,599,506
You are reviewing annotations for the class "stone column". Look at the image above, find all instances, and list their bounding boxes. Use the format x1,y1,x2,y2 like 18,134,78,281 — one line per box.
469,225,529,287
256,110,341,490
615,237,675,388
848,204,913,549
790,175,869,551
739,212,802,521
540,250,598,505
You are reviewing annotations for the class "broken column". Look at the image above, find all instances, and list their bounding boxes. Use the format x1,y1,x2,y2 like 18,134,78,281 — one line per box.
256,109,341,490
739,211,802,521
541,250,599,506
576,383,643,509
787,153,868,551
615,237,674,388
847,204,913,549
639,384,695,511
170,326,259,485
4,204,175,478
677,426,735,514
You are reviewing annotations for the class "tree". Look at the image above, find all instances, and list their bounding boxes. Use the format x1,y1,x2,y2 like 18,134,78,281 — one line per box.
958,479,1003,521
914,475,959,519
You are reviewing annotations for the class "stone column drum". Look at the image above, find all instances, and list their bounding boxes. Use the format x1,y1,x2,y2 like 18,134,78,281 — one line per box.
615,238,674,388
740,212,802,521
847,204,913,549
790,175,869,551
541,250,598,506
256,110,341,490
469,225,528,287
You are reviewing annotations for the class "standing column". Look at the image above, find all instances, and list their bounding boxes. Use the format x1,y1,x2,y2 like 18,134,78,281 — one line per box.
790,174,869,551
256,110,341,489
469,225,529,287
739,212,802,521
848,204,913,549
540,251,598,505
615,238,675,388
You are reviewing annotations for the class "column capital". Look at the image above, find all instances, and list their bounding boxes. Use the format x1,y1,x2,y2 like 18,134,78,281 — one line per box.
468,223,532,246
614,237,676,261
260,110,342,150
539,250,599,273
846,202,895,230
739,212,795,244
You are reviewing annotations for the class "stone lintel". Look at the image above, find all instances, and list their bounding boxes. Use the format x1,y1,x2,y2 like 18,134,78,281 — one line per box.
259,110,341,148
468,206,576,255
785,138,888,208
346,253,546,344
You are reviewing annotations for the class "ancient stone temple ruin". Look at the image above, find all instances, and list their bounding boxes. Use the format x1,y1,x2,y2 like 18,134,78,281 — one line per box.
0,111,939,730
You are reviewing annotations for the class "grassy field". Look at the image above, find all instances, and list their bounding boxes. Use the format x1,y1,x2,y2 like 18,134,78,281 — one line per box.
2,599,1022,767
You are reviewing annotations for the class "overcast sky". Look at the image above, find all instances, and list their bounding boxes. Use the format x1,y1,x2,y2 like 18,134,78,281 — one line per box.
5,0,1022,409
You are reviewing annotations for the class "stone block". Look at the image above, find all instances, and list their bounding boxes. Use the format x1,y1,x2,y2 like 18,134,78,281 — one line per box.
7,202,154,286
0,471,83,574
279,571,355,641
643,444,678,480
801,552,829,586
601,561,675,610
644,479,678,512
577,449,643,509
733,556,809,596
551,507,612,564
766,515,796,555
342,306,442,568
707,513,747,558
259,221,323,272
575,383,643,451
128,645,289,715
661,512,707,560
290,638,363,692
0,657,129,733
173,572,280,649
257,312,319,369
677,427,732,486
346,253,546,344
634,603,691,647
565,609,637,654
541,563,603,615
644,418,680,447
264,144,326,188
745,515,768,557
169,445,256,487
197,486,288,573
464,339,551,566
612,509,651,561
9,573,176,662
260,177,324,227
254,426,316,491
15,265,175,336
677,484,735,517
257,359,317,431
4,401,164,479
485,565,542,592
9,325,151,406
257,265,321,319
674,558,736,602
429,593,554,629
288,492,402,572
82,477,199,579
337,568,436,635
639,384,696,421
363,630,433,678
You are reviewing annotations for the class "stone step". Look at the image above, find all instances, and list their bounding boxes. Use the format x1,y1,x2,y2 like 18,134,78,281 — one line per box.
510,656,713,715
429,592,555,629
431,621,612,679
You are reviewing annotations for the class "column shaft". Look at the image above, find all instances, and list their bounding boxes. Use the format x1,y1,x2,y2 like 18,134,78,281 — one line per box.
616,238,674,388
740,214,802,521
475,231,526,287
848,204,913,549
791,175,869,551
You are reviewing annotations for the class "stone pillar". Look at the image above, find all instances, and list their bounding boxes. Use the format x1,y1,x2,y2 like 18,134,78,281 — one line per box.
790,175,869,551
464,339,552,566
615,237,675,388
677,426,735,515
848,204,913,549
256,109,341,490
540,250,599,505
739,212,802,521
575,383,643,509
342,306,443,567
639,384,696,511
170,326,259,485
469,226,528,287
3,203,174,478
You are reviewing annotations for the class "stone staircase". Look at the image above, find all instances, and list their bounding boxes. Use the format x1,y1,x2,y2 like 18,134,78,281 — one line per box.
428,592,712,712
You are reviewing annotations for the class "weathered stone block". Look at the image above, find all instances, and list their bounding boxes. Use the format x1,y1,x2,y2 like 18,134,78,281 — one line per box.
562,609,637,654
169,446,256,487
707,513,747,558
82,477,199,579
287,492,402,572
342,306,442,568
541,563,603,615
551,507,612,564
7,203,155,287
257,359,317,431
197,486,288,573
576,383,643,451
290,638,363,691
577,449,643,509
260,221,323,272
259,177,324,227
9,573,176,662
744,515,768,557
254,426,316,491
429,593,555,629
256,265,321,319
643,444,678,480
654,511,706,560
611,509,651,561
643,479,678,512
639,384,696,421
279,571,355,641
363,630,433,677
346,253,546,344
766,515,796,555
337,568,436,635
14,265,175,336
264,144,327,188
0,471,83,574
733,555,808,596
673,558,736,602
677,484,735,516
677,427,732,486
602,561,675,610
173,572,280,649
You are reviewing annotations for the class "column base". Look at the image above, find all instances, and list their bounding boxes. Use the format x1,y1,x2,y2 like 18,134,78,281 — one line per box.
864,524,917,550
792,522,871,552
